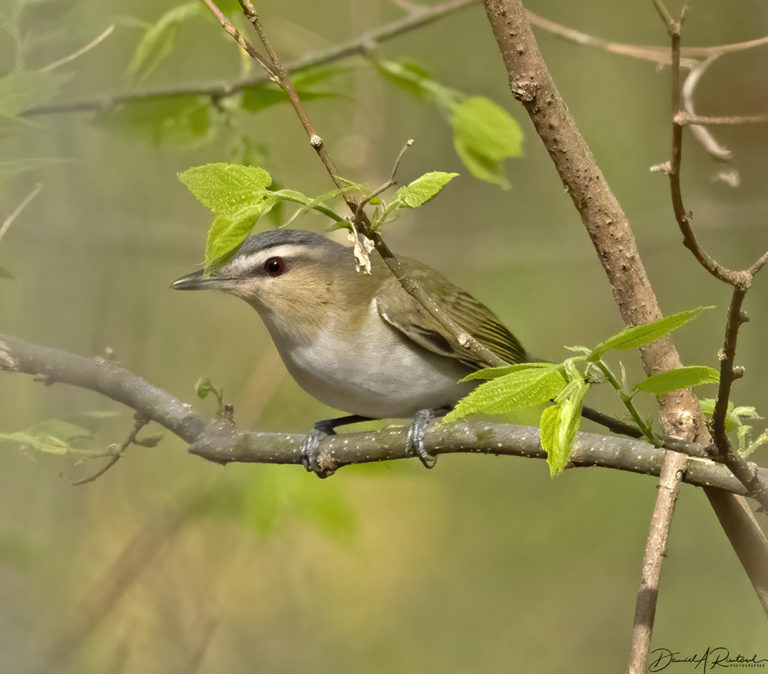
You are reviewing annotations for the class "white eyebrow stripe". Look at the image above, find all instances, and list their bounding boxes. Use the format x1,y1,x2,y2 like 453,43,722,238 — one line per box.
225,243,322,276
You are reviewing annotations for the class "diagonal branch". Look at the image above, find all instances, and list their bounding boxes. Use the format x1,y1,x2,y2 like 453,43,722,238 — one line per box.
203,0,507,369
480,3,768,672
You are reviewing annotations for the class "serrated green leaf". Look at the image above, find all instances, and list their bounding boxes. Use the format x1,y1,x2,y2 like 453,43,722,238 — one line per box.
96,95,214,146
0,266,14,279
178,162,273,219
463,362,553,381
539,377,587,477
444,365,566,423
634,366,720,394
590,307,713,360
204,213,268,268
452,97,523,187
391,171,458,208
0,70,71,118
126,2,202,85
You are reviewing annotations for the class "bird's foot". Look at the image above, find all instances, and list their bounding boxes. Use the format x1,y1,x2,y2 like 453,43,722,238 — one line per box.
406,408,438,469
300,420,337,479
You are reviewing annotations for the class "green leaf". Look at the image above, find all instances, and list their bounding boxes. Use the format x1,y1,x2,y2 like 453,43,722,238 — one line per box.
539,398,580,477
634,366,720,394
0,418,93,455
241,83,339,113
391,171,458,208
194,376,225,415
0,70,71,118
178,162,273,219
444,365,566,423
539,373,588,477
453,139,509,188
241,64,347,113
0,266,14,280
96,95,214,146
452,97,523,188
126,2,202,85
238,468,357,543
700,398,766,456
590,307,713,360
463,362,554,381
373,58,458,109
204,213,269,268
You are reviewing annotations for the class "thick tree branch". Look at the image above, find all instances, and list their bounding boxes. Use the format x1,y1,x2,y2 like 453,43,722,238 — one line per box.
480,1,768,668
1,333,763,495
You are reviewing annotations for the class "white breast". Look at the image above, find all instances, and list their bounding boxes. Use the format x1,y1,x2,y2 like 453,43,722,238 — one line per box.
262,299,473,419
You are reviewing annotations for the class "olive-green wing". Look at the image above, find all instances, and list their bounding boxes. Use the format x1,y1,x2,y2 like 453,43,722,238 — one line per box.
375,257,527,370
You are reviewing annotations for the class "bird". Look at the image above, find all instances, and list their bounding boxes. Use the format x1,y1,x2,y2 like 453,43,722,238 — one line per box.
172,229,626,476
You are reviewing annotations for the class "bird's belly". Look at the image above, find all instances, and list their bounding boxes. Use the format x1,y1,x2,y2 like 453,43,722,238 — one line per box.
274,326,473,419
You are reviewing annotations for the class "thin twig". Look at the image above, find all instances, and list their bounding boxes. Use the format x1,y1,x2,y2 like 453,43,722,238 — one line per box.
661,5,746,286
204,0,507,369
680,112,768,126
656,1,768,510
680,54,734,163
40,24,115,72
627,451,688,674
201,0,276,77
72,412,150,485
355,138,414,222
0,183,42,245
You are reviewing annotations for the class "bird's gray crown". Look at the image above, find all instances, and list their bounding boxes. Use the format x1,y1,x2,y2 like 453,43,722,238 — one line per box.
217,229,344,278
234,229,337,257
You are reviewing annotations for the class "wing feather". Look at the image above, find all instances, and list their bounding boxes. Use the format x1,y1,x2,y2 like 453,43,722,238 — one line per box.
375,257,527,371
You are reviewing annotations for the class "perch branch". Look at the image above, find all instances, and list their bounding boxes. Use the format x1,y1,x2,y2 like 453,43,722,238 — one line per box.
1,333,763,494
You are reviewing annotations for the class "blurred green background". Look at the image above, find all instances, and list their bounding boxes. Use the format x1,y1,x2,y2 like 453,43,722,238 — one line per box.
2,0,767,672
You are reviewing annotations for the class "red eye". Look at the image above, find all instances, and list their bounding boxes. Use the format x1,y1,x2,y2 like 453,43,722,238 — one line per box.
264,256,284,276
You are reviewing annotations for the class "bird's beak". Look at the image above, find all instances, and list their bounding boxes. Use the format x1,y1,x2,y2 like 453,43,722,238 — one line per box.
171,269,239,291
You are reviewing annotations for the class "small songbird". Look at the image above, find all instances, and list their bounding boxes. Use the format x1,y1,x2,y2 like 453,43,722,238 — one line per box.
172,229,527,475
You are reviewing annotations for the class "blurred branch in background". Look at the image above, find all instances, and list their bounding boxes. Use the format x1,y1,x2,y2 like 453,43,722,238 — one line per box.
24,2,768,120
0,183,41,246
34,495,204,674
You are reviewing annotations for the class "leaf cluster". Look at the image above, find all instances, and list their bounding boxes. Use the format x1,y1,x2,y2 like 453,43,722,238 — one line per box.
444,307,728,476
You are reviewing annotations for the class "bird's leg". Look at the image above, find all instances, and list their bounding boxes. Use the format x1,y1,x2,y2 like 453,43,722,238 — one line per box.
406,406,450,469
301,414,373,478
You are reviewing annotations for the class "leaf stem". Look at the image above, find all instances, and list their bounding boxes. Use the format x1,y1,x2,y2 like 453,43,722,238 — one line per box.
595,360,658,444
